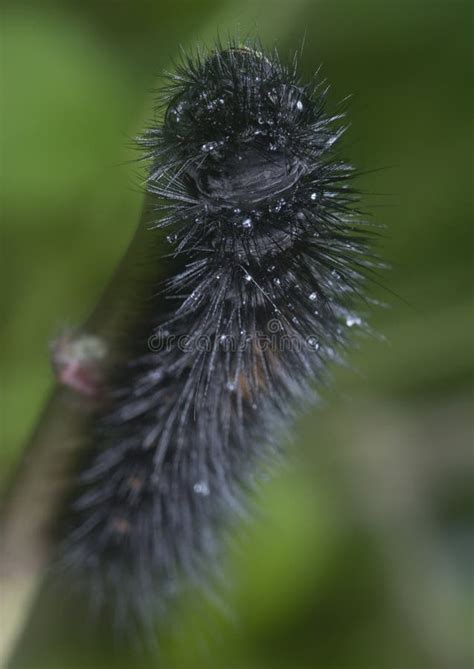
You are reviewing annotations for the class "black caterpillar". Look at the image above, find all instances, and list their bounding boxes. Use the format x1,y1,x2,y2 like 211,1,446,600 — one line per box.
60,42,379,625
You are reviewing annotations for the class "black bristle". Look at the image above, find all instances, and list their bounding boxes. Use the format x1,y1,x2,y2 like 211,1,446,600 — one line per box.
59,40,381,627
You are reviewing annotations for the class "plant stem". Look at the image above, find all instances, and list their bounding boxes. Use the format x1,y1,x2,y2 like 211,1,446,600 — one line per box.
0,197,158,668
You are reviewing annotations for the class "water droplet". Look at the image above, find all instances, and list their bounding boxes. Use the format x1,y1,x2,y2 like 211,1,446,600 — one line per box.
171,105,182,123
346,315,362,328
273,277,281,286
292,316,300,325
271,198,286,213
226,381,236,392
307,336,320,350
234,207,242,214
201,141,218,152
193,481,210,496
242,217,253,229
309,292,317,301
244,273,252,282
166,233,177,244
310,193,317,201
296,100,304,111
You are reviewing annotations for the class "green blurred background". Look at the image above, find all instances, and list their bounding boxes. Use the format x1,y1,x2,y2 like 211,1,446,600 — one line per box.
2,0,473,667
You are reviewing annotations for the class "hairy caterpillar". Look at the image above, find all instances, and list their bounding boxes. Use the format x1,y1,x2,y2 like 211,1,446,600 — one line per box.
59,42,379,626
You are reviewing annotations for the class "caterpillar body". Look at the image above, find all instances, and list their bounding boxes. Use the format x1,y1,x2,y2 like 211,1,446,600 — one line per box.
60,43,378,625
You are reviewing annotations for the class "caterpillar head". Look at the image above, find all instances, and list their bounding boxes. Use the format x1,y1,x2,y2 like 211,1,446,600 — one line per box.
163,47,314,210
142,43,351,262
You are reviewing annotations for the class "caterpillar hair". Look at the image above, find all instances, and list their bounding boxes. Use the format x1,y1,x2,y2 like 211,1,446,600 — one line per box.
58,40,381,628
